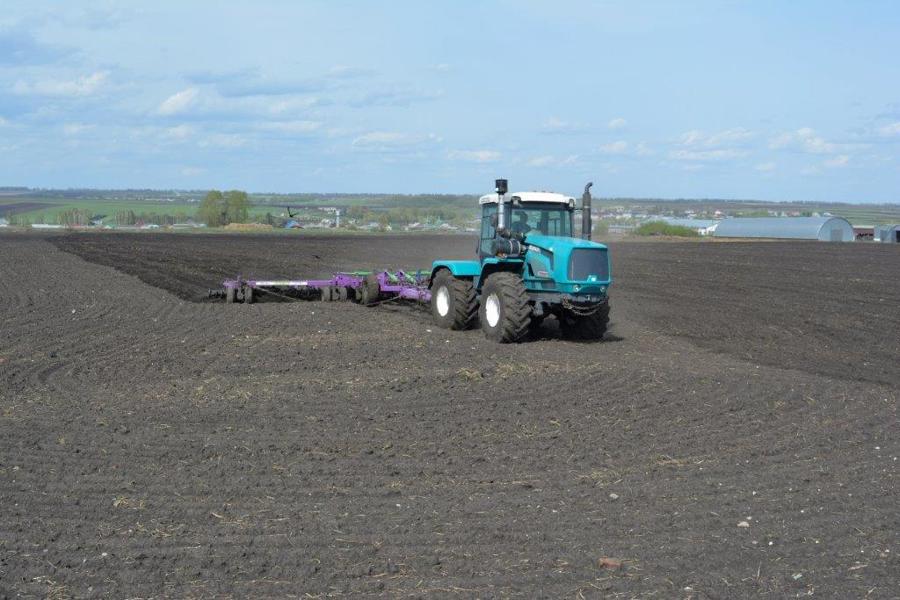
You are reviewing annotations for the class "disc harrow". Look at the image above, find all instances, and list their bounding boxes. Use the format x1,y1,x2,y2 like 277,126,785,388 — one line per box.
210,270,432,305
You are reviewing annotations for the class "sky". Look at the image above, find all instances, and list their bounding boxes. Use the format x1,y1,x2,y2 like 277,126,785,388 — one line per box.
1,1,900,202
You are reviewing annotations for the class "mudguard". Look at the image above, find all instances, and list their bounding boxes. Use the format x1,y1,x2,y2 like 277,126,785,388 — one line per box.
430,260,481,281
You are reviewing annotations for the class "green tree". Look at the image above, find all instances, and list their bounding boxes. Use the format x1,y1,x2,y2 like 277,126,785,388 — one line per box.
224,190,250,224
198,190,227,227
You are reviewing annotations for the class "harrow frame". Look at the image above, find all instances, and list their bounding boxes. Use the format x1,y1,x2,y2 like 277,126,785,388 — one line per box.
212,270,432,304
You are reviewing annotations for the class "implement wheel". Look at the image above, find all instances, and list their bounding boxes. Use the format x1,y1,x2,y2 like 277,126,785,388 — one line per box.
431,269,477,330
359,274,381,306
560,300,610,341
225,287,236,303
479,272,531,343
319,286,333,302
244,285,254,304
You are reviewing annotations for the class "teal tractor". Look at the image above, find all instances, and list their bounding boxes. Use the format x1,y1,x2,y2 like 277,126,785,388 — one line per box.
429,178,611,342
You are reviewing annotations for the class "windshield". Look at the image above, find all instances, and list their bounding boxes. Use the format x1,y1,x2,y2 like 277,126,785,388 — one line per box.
508,203,573,237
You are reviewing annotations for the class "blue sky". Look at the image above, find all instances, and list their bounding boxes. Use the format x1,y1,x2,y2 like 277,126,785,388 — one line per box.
1,1,900,202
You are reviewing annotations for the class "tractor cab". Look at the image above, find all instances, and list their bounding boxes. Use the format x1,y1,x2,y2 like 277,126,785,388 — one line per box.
477,192,576,258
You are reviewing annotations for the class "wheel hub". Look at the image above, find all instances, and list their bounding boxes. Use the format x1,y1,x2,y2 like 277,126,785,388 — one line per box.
485,293,501,327
435,286,450,316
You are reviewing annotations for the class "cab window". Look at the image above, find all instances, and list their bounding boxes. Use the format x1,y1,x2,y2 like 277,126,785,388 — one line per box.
479,204,497,256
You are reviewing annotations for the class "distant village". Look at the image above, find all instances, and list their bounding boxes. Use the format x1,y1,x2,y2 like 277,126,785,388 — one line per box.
1,192,897,242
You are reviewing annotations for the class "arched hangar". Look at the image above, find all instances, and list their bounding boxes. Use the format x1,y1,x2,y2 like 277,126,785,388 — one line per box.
875,224,900,243
713,216,854,242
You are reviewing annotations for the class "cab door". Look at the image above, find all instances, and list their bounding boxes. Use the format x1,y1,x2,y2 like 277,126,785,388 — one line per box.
479,204,497,259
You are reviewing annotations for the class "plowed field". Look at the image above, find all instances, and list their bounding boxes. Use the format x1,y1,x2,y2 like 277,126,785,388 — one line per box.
1,231,897,598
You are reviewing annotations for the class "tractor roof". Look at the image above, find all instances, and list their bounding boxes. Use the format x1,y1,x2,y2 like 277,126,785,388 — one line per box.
478,191,575,205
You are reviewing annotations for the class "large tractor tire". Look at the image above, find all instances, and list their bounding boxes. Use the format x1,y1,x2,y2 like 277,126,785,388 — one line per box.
359,274,381,306
560,300,610,341
479,272,531,343
431,269,477,330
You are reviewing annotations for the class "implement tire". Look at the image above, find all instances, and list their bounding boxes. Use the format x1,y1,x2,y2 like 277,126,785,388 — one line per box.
225,287,236,304
319,286,333,302
431,269,477,330
479,272,531,343
560,300,610,341
359,274,381,306
244,285,254,304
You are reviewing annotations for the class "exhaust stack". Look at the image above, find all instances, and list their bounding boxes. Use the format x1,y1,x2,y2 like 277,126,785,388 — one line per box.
494,178,508,235
581,181,593,241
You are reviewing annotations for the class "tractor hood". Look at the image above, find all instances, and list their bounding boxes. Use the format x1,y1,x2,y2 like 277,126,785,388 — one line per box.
521,234,611,291
522,234,608,253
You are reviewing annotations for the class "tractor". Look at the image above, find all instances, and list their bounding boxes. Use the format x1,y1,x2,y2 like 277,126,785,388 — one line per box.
429,179,611,342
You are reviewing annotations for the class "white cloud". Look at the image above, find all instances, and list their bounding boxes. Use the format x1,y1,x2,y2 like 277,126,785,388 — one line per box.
157,88,199,115
260,120,322,134
541,116,589,134
268,97,320,114
755,161,776,172
878,122,900,137
599,141,629,155
824,154,849,168
680,127,753,148
633,142,653,156
328,65,371,78
543,116,569,131
352,131,441,150
597,141,653,156
164,124,194,140
669,148,746,161
0,116,9,127
769,127,838,154
201,133,246,148
527,156,555,167
448,149,501,163
63,122,92,136
13,71,109,97
526,154,579,167
180,166,205,176
607,118,627,130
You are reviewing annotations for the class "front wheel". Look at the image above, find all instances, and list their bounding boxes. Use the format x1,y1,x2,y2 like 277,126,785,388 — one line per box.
431,270,477,330
479,272,531,343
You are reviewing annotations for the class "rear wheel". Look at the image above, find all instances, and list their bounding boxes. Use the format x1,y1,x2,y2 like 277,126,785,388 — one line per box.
560,301,610,341
431,270,477,330
479,272,531,343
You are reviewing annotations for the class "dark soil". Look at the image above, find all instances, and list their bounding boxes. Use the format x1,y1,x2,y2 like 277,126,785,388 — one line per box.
1,231,898,598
